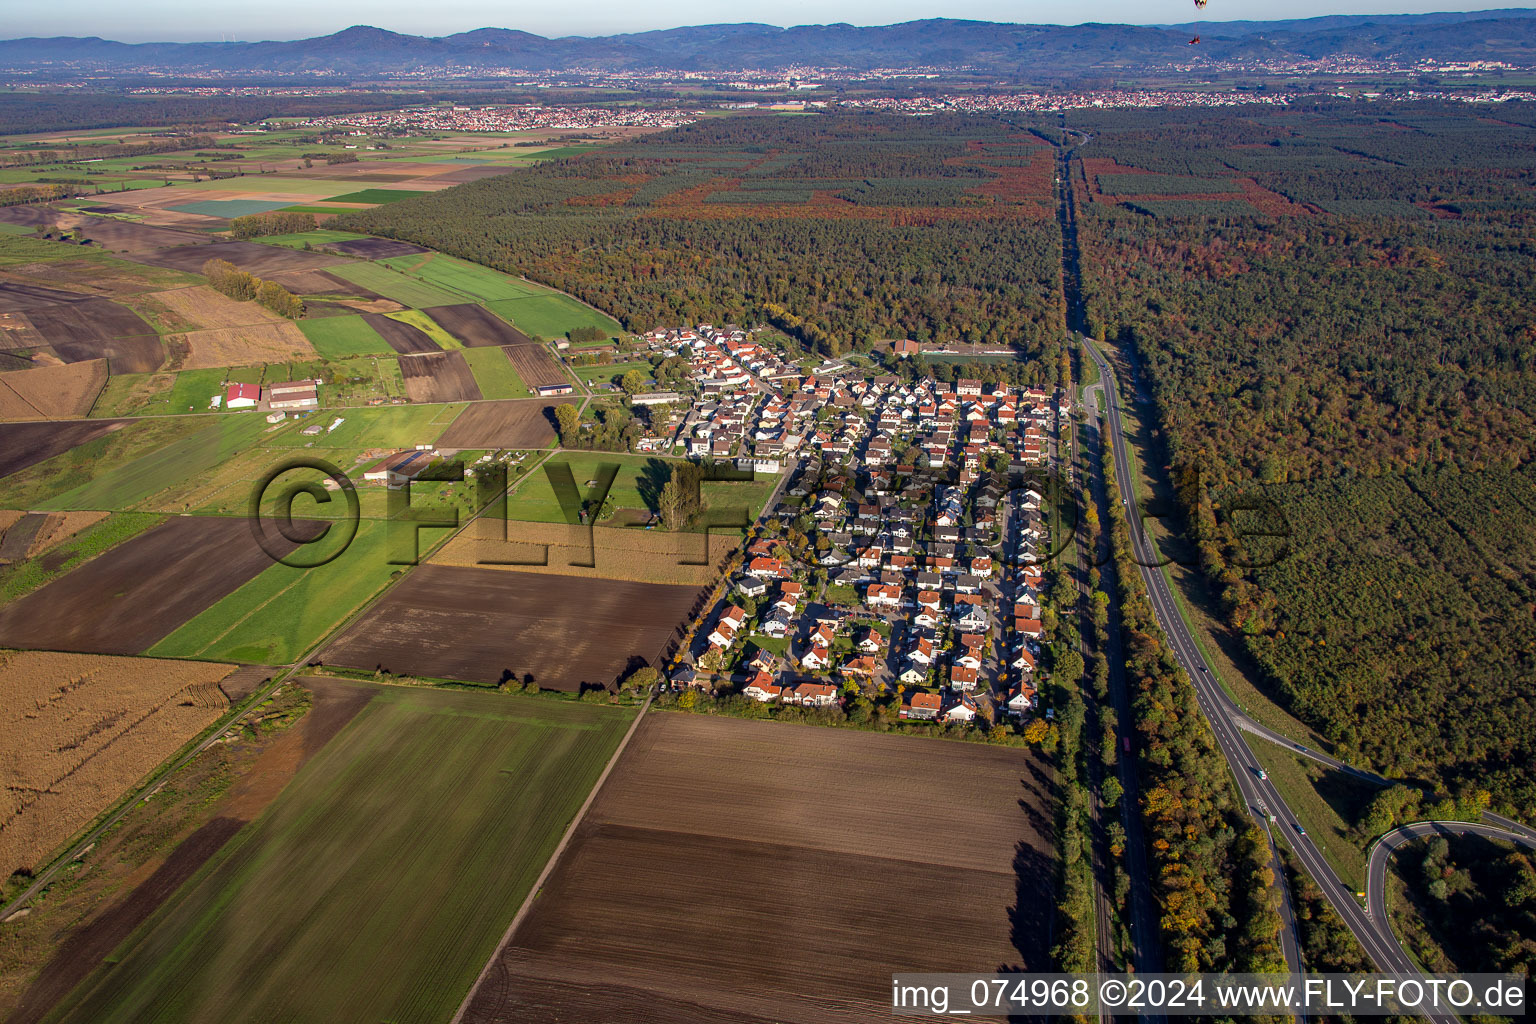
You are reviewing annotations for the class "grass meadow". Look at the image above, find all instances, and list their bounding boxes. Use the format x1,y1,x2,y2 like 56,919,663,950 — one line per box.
379,253,546,302
323,261,465,309
297,315,394,358
486,294,621,341
44,684,635,1024
461,347,531,399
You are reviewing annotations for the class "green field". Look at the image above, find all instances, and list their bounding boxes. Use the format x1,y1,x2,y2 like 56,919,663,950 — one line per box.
45,683,635,1024
486,294,622,341
385,309,459,349
264,403,465,450
0,418,216,509
323,261,465,308
323,188,430,205
297,315,393,358
148,520,405,663
380,253,546,302
39,415,270,512
255,229,368,249
90,368,228,418
500,451,777,529
462,346,530,399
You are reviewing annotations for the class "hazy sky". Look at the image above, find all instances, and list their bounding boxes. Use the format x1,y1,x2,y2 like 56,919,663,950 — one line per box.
5,0,1511,42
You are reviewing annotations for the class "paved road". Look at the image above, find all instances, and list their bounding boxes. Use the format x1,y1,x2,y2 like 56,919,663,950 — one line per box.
1087,344,1399,1001
1366,821,1536,932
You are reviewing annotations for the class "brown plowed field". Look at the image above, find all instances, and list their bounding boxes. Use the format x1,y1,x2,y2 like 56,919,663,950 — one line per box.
0,650,240,877
0,517,319,654
22,297,153,343
399,350,483,403
362,312,438,354
436,399,556,448
320,563,697,690
431,519,732,586
53,215,208,254
461,713,1056,1024
48,334,165,375
428,166,515,184
133,241,344,276
146,285,287,330
0,282,90,313
322,238,427,260
423,303,532,347
0,359,107,420
504,344,567,389
0,420,130,481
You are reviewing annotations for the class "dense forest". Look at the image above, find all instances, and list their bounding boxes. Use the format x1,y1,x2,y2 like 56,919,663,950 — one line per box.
1391,835,1536,976
1072,103,1536,816
341,114,1064,376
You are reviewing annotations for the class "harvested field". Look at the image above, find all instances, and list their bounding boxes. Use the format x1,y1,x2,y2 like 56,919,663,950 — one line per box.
0,678,350,1024
461,713,1056,1024
399,350,483,403
42,683,635,1024
321,564,698,689
146,285,287,330
0,650,238,877
320,238,426,260
424,303,533,348
504,344,568,389
173,322,316,370
0,359,107,420
428,165,515,184
0,514,46,563
362,311,438,354
132,241,343,276
432,519,733,586
438,399,556,448
0,420,129,481
0,516,320,655
17,510,111,559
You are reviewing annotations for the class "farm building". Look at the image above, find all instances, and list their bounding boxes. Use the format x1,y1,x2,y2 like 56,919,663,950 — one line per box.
267,379,320,411
536,383,574,397
630,391,686,406
226,383,259,409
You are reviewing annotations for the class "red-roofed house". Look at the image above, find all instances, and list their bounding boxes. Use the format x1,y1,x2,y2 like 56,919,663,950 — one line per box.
903,691,942,720
225,383,259,409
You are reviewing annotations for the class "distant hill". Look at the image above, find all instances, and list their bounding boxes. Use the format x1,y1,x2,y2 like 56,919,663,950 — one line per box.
2,11,1535,76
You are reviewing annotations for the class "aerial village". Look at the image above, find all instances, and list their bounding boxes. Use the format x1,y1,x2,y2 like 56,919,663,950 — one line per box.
634,323,1067,730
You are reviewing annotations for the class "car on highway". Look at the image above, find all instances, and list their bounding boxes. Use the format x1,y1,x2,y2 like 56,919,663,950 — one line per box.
1293,823,1307,837
1254,767,1268,781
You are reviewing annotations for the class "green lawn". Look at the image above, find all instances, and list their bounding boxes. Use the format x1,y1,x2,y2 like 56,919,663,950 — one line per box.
90,370,226,418
323,261,465,308
45,683,635,1024
380,253,546,302
264,403,465,450
322,188,430,205
298,315,393,359
462,346,530,399
39,414,269,512
148,519,404,663
486,294,622,341
573,360,652,385
385,309,458,349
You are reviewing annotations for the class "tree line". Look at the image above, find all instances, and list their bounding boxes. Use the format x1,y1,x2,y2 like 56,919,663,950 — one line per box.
202,258,304,319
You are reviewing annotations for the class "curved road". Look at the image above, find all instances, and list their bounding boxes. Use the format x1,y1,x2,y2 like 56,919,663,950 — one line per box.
1082,340,1462,1024
1366,821,1536,943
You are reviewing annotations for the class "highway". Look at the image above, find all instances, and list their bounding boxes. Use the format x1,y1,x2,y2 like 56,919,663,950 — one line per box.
1081,340,1465,1024
1366,821,1536,934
